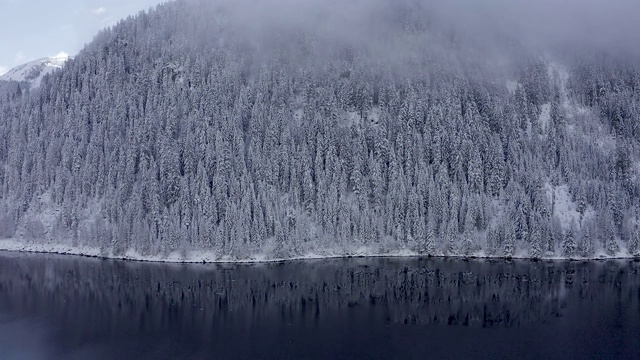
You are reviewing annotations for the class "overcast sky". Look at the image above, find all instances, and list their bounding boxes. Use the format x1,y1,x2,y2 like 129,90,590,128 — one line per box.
0,0,165,75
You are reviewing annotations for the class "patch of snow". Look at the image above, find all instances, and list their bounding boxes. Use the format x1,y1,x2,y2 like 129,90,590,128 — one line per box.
545,184,594,231
293,108,304,125
592,245,629,259
290,95,306,126
0,239,102,258
14,192,60,239
2,240,634,263
632,161,640,184
506,80,520,94
539,103,551,132
1,238,635,263
595,134,616,152
548,62,570,105
366,106,381,125
347,110,362,126
339,107,380,128
566,103,590,119
488,198,507,228
548,61,592,122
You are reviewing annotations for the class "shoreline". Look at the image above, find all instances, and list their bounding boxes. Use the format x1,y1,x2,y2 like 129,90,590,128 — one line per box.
1,239,638,265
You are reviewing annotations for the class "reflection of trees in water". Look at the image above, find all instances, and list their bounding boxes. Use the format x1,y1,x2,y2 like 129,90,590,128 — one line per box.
0,254,638,340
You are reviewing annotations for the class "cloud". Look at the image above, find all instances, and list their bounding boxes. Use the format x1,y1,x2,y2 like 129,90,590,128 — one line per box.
215,0,640,61
90,7,106,15
13,51,25,64
398,0,640,58
52,51,69,60
0,66,8,76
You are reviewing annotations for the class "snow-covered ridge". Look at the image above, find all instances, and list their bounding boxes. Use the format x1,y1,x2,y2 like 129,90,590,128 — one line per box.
0,52,70,87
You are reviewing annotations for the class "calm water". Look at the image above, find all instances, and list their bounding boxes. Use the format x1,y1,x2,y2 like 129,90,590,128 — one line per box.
0,252,638,360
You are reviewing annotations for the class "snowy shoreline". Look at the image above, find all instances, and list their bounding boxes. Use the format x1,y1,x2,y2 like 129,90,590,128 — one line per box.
1,239,637,265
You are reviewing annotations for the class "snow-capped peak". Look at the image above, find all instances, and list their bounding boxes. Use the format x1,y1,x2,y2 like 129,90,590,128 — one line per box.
50,51,70,64
0,52,71,87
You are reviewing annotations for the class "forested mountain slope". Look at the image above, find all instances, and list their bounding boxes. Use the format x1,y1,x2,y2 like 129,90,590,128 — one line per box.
1,0,639,261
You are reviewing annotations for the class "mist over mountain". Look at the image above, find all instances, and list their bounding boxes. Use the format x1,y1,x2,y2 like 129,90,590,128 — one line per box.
0,0,639,261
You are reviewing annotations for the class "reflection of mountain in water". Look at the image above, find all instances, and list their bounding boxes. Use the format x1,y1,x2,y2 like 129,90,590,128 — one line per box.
1,254,638,335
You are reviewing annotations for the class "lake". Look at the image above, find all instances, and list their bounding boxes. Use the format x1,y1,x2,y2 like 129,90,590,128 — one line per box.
0,252,638,359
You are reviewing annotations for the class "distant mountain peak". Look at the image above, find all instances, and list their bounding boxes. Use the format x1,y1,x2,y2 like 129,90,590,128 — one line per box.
0,52,71,87
51,51,69,60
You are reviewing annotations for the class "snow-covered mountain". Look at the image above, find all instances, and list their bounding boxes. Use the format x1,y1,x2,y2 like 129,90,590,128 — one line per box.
0,52,70,87
0,1,639,262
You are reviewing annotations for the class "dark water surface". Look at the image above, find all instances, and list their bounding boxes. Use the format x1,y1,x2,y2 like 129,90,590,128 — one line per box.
0,252,638,360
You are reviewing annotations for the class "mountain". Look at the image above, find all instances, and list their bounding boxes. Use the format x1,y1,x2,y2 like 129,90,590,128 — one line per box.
0,0,639,262
0,52,70,87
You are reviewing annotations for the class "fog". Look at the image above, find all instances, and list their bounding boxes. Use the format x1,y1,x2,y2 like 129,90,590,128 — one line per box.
203,0,640,59
445,0,640,55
